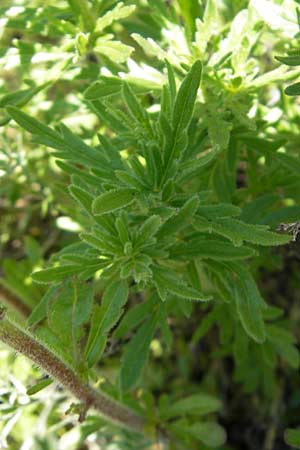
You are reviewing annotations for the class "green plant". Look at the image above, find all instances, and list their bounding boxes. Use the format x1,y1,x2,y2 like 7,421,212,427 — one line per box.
1,1,300,449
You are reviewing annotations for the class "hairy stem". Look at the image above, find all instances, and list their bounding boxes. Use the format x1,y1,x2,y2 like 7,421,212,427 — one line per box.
0,307,145,434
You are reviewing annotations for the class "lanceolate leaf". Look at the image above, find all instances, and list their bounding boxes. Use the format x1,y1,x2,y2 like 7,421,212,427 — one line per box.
85,280,128,367
172,60,202,134
285,82,300,96
208,218,291,246
6,106,64,145
171,238,256,260
152,267,212,301
92,189,137,215
229,263,266,343
31,265,84,284
120,306,160,392
161,394,222,419
163,61,202,170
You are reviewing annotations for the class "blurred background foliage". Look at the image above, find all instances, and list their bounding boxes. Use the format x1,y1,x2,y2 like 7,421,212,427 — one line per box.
1,0,300,449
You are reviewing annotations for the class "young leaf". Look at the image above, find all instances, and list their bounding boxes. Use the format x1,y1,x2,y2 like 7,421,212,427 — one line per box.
85,280,128,367
158,195,199,238
92,188,136,215
163,61,202,172
135,215,162,247
172,60,202,134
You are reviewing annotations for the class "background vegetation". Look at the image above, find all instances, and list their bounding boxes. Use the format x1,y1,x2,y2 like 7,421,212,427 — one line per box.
1,0,300,449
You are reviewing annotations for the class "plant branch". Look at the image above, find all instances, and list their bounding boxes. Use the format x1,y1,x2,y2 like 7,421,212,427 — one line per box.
0,307,145,434
0,285,31,318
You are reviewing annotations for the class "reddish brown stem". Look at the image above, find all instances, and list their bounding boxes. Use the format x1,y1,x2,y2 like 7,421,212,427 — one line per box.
0,307,145,434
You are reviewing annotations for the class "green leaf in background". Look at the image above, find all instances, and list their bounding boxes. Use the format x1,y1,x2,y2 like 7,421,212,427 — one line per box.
161,393,222,419
285,428,300,448
267,325,300,369
186,422,226,447
95,2,136,32
6,106,63,144
120,305,160,392
85,280,128,367
231,264,266,343
27,285,61,327
84,77,122,99
48,280,94,361
95,39,134,64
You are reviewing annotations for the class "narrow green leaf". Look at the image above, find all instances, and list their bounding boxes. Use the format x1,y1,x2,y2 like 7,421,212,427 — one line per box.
165,59,176,110
122,82,151,131
114,296,157,338
275,55,300,66
135,215,162,247
95,2,136,32
80,233,116,254
69,185,94,215
211,218,291,246
285,82,300,96
27,378,53,395
120,307,160,392
92,188,136,215
6,106,63,143
196,203,241,219
158,195,199,238
172,60,202,133
31,265,83,284
27,285,61,327
161,394,222,419
152,267,212,301
231,265,266,343
85,280,128,367
172,238,255,260
84,77,122,99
